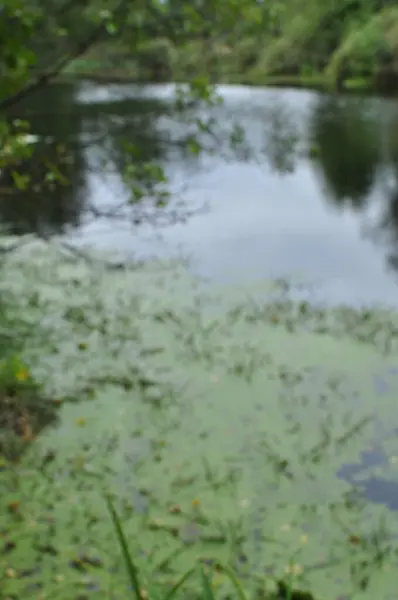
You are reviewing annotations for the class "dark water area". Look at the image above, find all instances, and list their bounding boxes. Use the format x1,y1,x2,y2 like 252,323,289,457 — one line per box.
2,81,398,307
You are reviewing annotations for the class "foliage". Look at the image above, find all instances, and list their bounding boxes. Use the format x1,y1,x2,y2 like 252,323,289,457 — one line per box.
53,2,398,91
0,120,34,171
0,260,59,461
0,1,38,98
134,38,176,82
0,354,59,461
105,493,261,600
2,0,398,118
1,0,398,244
325,6,398,84
0,0,245,223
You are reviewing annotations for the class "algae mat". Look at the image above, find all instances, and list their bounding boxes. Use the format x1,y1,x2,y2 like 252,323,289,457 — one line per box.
1,238,398,599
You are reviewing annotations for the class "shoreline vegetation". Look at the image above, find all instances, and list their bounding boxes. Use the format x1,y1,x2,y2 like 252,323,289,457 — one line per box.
58,5,398,94
1,238,398,599
59,67,375,95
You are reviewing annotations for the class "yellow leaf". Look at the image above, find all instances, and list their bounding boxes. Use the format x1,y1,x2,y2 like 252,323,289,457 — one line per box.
15,367,29,382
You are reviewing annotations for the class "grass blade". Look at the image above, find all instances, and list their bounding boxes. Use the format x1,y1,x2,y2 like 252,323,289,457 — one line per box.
214,563,249,600
199,566,216,600
162,567,196,600
104,493,142,599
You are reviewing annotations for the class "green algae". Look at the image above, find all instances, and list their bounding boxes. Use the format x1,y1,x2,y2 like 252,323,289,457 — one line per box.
1,236,398,599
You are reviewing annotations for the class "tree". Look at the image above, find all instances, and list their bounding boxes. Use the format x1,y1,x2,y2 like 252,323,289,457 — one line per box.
0,0,252,239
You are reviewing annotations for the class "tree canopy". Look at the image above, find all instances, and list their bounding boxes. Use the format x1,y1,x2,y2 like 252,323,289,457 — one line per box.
1,0,397,231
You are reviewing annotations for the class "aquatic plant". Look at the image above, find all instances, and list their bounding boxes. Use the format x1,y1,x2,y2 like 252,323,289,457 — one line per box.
106,492,263,599
1,236,398,599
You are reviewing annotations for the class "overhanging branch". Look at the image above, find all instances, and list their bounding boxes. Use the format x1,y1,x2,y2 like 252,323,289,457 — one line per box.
0,0,129,111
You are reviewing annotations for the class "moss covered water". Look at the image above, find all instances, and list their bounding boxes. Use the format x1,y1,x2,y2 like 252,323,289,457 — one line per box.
1,236,398,599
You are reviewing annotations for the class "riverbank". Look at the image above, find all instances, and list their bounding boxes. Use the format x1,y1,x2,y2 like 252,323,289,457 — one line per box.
1,236,398,599
60,65,376,95
59,58,398,97
59,4,398,95
60,51,393,95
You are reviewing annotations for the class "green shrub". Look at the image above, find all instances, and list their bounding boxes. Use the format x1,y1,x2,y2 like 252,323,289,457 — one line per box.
135,38,176,82
0,354,58,461
234,37,261,72
325,7,398,84
0,268,59,461
169,41,207,80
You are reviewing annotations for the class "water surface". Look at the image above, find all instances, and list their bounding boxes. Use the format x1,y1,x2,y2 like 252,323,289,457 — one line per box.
3,81,398,307
2,238,398,599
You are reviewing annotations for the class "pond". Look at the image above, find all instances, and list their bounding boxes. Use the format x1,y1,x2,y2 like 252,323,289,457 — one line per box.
1,82,398,598
2,80,398,308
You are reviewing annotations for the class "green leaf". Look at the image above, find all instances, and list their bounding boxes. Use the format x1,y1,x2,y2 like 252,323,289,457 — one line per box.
106,22,118,35
11,171,30,191
163,568,196,600
187,137,202,156
199,566,216,600
104,494,142,599
214,564,249,600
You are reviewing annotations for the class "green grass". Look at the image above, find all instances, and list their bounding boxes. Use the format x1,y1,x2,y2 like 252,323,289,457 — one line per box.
105,493,274,600
0,278,60,462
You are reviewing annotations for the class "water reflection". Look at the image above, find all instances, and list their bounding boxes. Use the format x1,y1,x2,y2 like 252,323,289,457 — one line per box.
2,82,398,298
1,82,200,233
0,143,84,236
309,96,398,281
0,83,86,235
309,96,382,208
378,115,398,270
